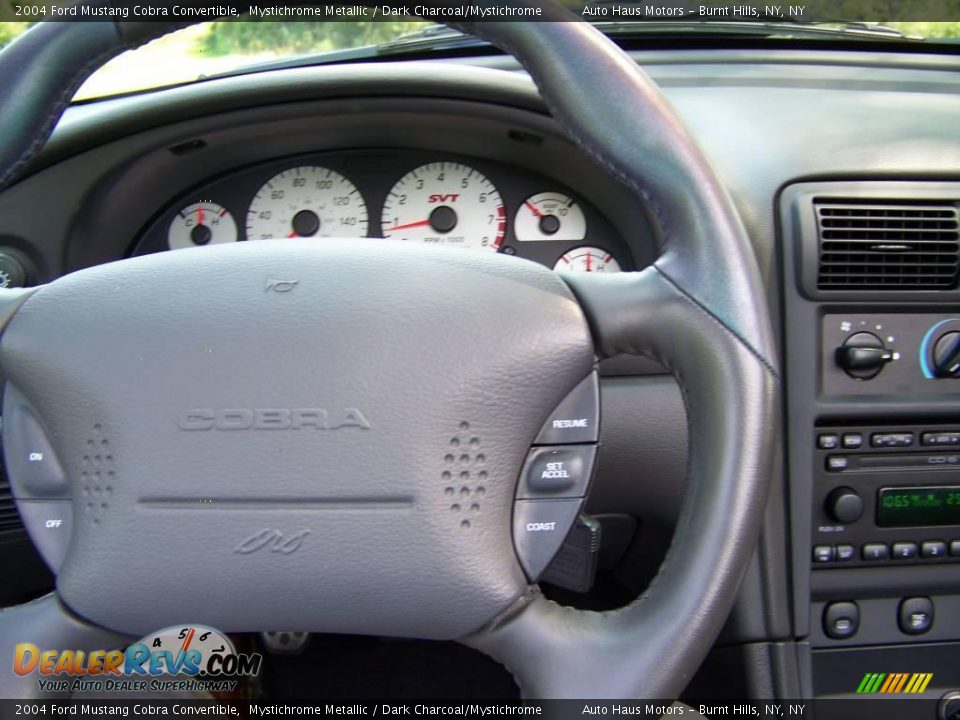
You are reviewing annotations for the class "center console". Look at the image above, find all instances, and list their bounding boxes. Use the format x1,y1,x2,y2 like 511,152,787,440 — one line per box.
780,181,960,715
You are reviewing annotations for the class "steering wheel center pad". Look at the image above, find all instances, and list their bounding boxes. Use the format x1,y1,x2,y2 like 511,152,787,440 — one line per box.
0,240,594,638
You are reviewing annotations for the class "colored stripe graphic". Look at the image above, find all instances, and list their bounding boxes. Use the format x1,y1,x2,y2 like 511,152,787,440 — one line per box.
856,672,933,694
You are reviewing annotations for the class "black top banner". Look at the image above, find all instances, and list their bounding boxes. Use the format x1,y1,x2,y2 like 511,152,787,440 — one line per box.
4,0,960,23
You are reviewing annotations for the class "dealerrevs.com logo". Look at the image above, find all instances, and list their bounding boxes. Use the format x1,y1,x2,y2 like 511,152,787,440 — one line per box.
13,625,261,694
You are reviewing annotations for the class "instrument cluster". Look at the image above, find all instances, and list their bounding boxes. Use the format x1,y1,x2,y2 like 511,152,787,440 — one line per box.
132,151,630,273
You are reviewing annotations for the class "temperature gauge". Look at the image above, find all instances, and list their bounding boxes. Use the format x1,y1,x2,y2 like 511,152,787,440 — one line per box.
554,246,621,273
168,202,237,250
514,192,587,242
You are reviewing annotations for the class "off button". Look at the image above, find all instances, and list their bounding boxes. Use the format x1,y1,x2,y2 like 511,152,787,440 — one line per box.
516,445,596,499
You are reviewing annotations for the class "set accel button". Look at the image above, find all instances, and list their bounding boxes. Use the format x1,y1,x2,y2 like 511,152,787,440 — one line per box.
516,445,596,499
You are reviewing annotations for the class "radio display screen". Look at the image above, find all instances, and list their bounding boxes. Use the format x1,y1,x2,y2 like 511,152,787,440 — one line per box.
877,486,960,527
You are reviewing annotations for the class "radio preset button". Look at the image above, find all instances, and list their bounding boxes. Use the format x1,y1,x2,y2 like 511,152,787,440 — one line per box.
951,540,960,557
921,541,948,559
922,432,960,447
871,432,914,448
892,542,918,560
862,542,889,561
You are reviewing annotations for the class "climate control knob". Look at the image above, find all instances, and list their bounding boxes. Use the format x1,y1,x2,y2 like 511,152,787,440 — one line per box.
932,331,960,378
826,487,863,524
835,332,893,380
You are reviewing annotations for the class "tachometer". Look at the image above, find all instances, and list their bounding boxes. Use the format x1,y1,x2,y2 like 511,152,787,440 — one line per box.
167,202,237,250
381,162,505,251
554,247,622,273
514,192,587,242
245,166,368,240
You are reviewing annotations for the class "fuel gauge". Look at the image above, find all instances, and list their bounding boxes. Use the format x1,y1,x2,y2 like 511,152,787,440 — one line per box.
515,192,587,242
168,202,238,250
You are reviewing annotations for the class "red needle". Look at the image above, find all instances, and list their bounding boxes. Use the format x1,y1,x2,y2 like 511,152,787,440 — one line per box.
287,232,297,238
385,219,431,232
586,252,592,271
180,627,195,653
524,201,542,218
197,207,204,225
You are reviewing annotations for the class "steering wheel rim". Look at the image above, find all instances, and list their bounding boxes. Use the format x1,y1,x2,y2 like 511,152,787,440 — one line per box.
0,3,779,700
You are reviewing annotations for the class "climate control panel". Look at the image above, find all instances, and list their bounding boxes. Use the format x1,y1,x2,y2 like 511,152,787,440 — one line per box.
823,313,960,395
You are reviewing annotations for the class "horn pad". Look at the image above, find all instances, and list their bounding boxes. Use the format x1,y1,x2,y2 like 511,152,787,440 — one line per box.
0,240,594,638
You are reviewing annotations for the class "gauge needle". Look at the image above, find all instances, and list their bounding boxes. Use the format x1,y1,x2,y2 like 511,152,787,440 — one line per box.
586,252,592,271
385,219,431,232
287,232,297,238
180,627,195,653
197,207,204,225
524,201,542,218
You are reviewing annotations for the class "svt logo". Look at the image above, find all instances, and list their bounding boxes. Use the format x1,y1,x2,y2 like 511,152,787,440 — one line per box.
428,194,459,204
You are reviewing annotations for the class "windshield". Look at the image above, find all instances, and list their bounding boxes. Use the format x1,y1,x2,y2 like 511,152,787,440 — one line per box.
1,15,959,101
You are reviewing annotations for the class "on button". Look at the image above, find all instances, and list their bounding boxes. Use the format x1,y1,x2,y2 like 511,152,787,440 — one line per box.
3,388,69,500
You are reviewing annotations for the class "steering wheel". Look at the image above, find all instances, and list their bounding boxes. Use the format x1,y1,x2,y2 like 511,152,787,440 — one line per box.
0,1,778,700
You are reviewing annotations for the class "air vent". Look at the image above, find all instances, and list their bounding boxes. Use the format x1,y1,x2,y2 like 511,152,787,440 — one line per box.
816,200,960,290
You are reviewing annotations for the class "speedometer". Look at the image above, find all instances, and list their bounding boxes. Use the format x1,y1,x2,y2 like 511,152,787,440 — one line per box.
245,166,368,240
381,162,505,251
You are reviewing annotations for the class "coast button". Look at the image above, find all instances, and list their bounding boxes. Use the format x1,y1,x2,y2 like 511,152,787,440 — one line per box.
513,499,582,580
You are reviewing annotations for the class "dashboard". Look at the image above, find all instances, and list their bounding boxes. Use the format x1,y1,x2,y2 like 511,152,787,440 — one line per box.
131,150,631,273
2,44,960,710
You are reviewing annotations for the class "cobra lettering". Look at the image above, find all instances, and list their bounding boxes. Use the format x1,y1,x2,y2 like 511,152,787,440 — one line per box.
178,408,371,431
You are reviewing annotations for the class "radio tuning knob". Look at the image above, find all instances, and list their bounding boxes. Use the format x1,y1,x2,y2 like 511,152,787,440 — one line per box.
932,331,960,378
826,487,863,524
835,332,893,380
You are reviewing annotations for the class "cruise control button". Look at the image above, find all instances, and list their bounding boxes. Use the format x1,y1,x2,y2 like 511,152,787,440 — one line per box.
513,499,582,580
898,597,934,635
516,445,596,500
16,500,72,571
3,394,69,499
534,373,599,445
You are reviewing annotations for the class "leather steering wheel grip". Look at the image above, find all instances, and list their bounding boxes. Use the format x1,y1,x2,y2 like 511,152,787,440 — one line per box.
0,1,780,701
